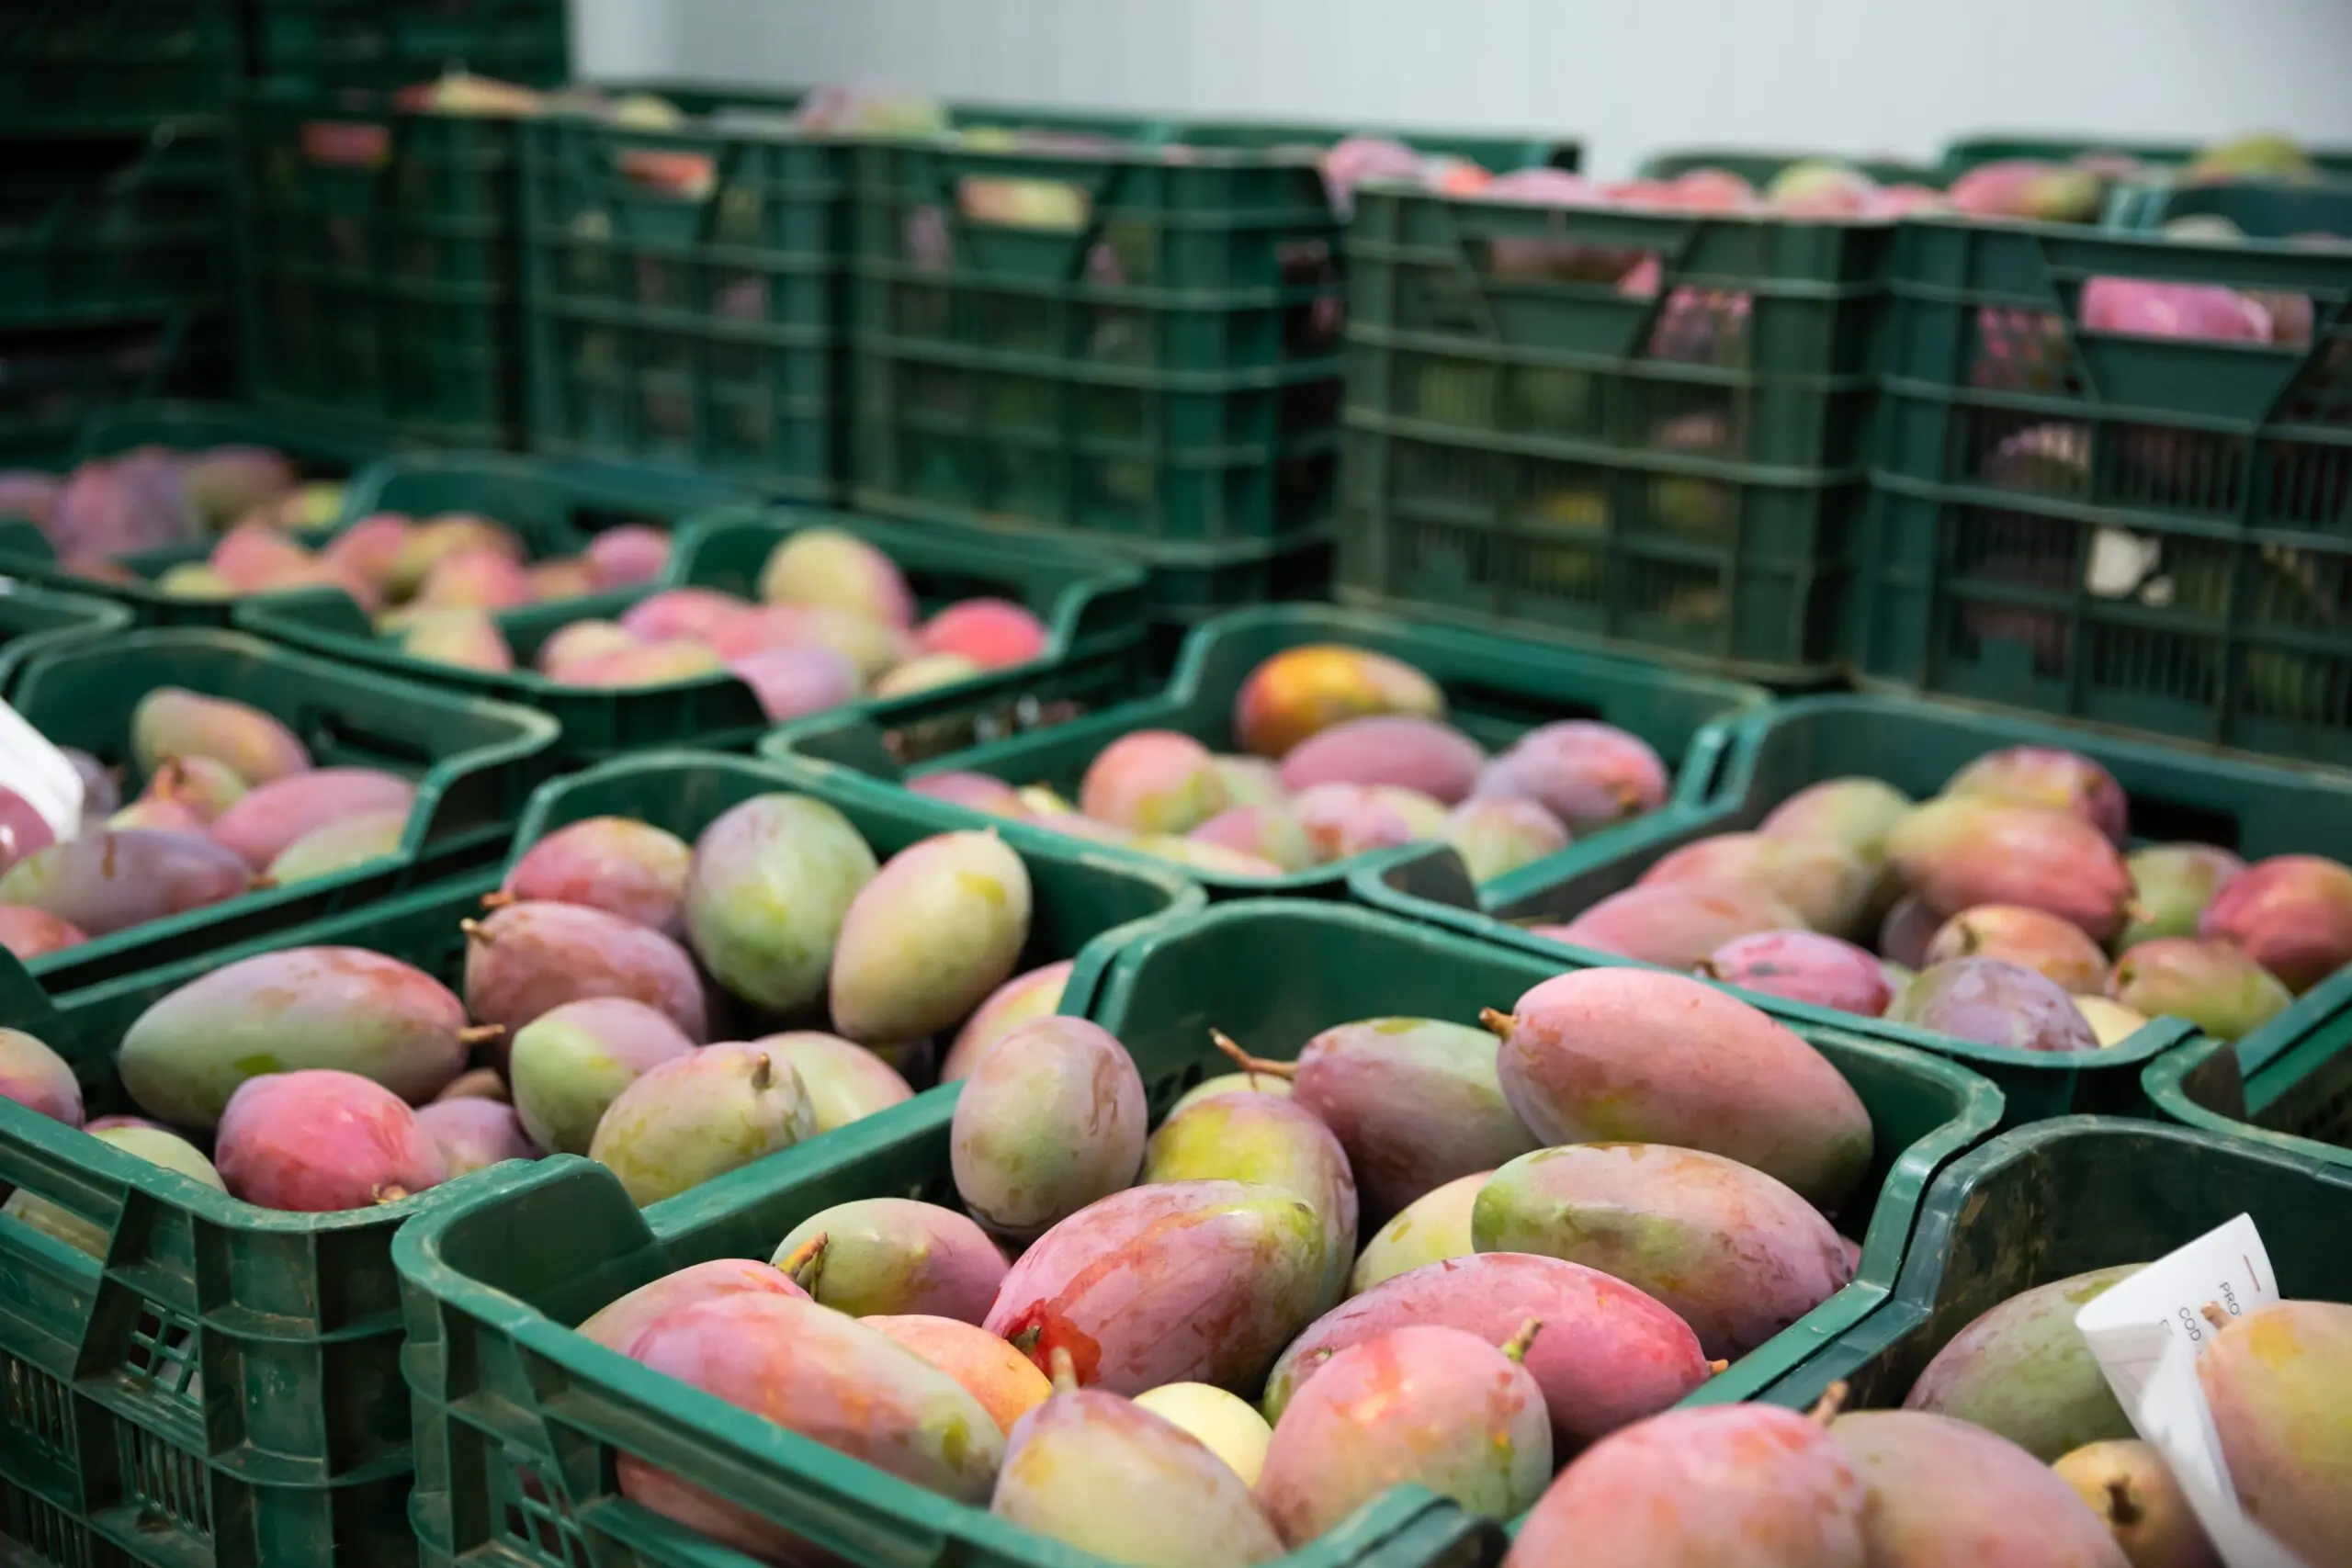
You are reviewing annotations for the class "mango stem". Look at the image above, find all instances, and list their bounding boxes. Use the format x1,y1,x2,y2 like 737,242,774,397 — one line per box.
775,1233,826,1292
1692,960,1724,980
479,890,517,909
749,1055,774,1092
1707,1359,1730,1375
1477,1008,1517,1039
1806,1380,1849,1426
2106,1478,2143,1528
1208,1029,1295,1084
457,1023,505,1046
460,918,492,945
1046,1345,1079,1395
1501,1317,1544,1364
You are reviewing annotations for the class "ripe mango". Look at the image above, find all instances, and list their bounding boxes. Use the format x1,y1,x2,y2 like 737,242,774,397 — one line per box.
1349,1170,1487,1293
1475,1143,1853,1359
414,1098,541,1176
2052,1440,2218,1568
1831,1410,2130,1567
4,1125,222,1253
1080,730,1228,833
2199,854,2352,993
1760,775,1914,865
0,905,85,961
577,1258,807,1351
1291,783,1448,859
462,900,707,1042
1232,644,1444,758
1142,1091,1358,1310
1443,795,1569,882
682,793,876,1013
2120,844,2244,952
1277,715,1486,805
1889,797,2134,942
950,1017,1146,1243
1188,805,1317,873
216,1069,447,1211
210,768,415,870
509,997,696,1155
1474,720,1669,835
1927,904,2112,993
759,526,914,627
1489,967,1872,1209
1130,1383,1272,1486
983,1179,1328,1395
1903,1265,2141,1460
1168,1070,1294,1118
587,1042,817,1205
130,688,310,784
2108,939,2291,1042
0,1029,82,1124
0,829,252,936
502,816,692,936
748,1032,912,1131
1641,830,1878,936
2199,1299,2352,1564
770,1198,1009,1324
1890,958,2102,1054
266,808,408,886
829,829,1032,1043
941,960,1072,1081
1699,929,1894,1016
1946,745,2129,844
1542,881,1805,969
863,1314,1049,1434
119,947,474,1125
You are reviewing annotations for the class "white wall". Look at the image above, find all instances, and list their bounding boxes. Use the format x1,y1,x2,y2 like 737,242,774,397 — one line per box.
574,0,2352,178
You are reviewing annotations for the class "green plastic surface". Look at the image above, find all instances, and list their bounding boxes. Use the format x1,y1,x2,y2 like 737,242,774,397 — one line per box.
393,896,1996,1568
850,125,1577,549
765,601,1767,897
0,750,1192,1568
0,402,390,627
239,497,1151,763
1353,691,2352,1121
1340,183,1896,683
1941,132,2352,180
3,626,559,998
251,0,569,93
0,127,230,329
1752,1116,2352,1414
0,0,241,134
0,581,134,695
0,314,233,464
1855,210,2352,761
2145,957,2352,1169
1638,148,1943,188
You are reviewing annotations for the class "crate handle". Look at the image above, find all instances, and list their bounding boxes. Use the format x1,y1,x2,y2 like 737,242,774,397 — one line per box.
299,121,392,170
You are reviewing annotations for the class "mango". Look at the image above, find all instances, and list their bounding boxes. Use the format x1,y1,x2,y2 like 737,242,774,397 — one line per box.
210,768,416,870
141,754,246,822
829,829,1032,1043
906,772,1025,819
1142,1091,1358,1310
1473,720,1669,834
2053,1440,2219,1568
873,651,979,699
586,525,669,588
502,816,692,938
1277,715,1485,805
1925,904,2112,993
1699,929,1894,1016
390,514,522,597
863,1314,1050,1433
434,1067,508,1102
588,1042,817,1205
1443,795,1569,882
1167,1070,1294,1117
2108,938,2291,1042
0,905,85,961
3,1125,222,1254
991,1354,1283,1567
1264,1251,1707,1448
917,598,1048,669
508,997,696,1154
620,1293,1002,1561
462,900,708,1041
1187,805,1317,873
130,688,311,784
2120,844,2244,951
1881,893,1942,968
0,1029,82,1124
1904,1265,2141,1460
1947,746,2128,845
525,558,596,602
535,619,639,674
951,1017,1146,1242
1272,1017,1536,1220
772,1197,1010,1323
578,1258,807,1351
616,585,749,643
1232,644,1444,758
1889,796,2135,942
748,1032,912,1131
553,638,725,688
983,1179,1328,1395
1831,1411,2130,1568
1350,1170,1486,1293
1291,782,1449,859
2199,854,2352,993
120,946,477,1124
1760,775,1915,865
1489,966,1872,1208
1475,1143,1852,1359
1131,1383,1272,1485
1641,830,1878,936
730,644,865,720
414,1098,541,1176
266,808,408,885
758,526,915,627
216,1069,448,1211
319,513,411,591
400,608,513,671
1210,755,1287,809
182,446,296,530
1259,1323,1549,1545
108,796,208,835
1542,881,1805,969
2073,995,2151,1046
62,748,117,823
0,828,252,936
682,793,876,1013
1890,957,2102,1054
941,960,1072,1080
2198,1300,2352,1565
1506,1404,1867,1568
1080,730,1228,832
0,786,54,874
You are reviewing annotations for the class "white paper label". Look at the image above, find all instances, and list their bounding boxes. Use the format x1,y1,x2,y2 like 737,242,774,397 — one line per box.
0,698,81,840
2075,1213,2310,1568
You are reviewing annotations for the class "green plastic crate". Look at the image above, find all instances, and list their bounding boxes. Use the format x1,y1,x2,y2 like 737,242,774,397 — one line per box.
1637,148,1943,189
1855,209,2352,762
0,127,230,329
0,315,233,465
0,403,391,627
2144,956,2352,1168
850,124,1577,552
0,581,135,694
1942,132,2352,180
3,626,560,998
392,896,1996,1568
240,500,1151,764
0,0,241,134
251,0,568,94
764,601,1766,898
0,749,1193,1568
1750,1116,2352,1416
1352,691,2352,1121
1340,182,1897,684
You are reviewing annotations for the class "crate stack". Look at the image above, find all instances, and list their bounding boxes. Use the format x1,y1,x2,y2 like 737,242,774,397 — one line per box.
0,1,247,461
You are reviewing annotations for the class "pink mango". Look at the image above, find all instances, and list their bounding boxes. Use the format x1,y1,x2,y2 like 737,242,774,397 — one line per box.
216,1069,447,1211
0,905,87,961
0,1029,83,1124
919,598,1048,669
2199,854,2352,993
0,786,56,874
320,513,413,590
950,1017,1145,1242
0,829,253,936
578,1258,808,1351
209,768,416,870
1639,830,1877,936
502,816,692,936
909,771,1030,818
1889,958,2100,1054
1276,716,1485,805
1831,1411,2130,1568
1539,881,1806,971
1079,729,1227,833
617,586,752,643
940,960,1073,1081
418,548,533,610
1945,745,2129,845
1443,796,1570,883
2083,278,2271,344
1699,930,1894,1016
1924,904,2112,993
461,899,707,1041
729,645,862,720
414,1098,542,1176
759,526,914,628
1472,721,1668,834
861,1314,1048,1435
526,558,598,602
401,609,514,672
1291,783,1449,860
1188,805,1317,873
1765,160,1878,215
586,525,670,588
2108,938,2291,1043
554,639,726,688
1887,796,2135,942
